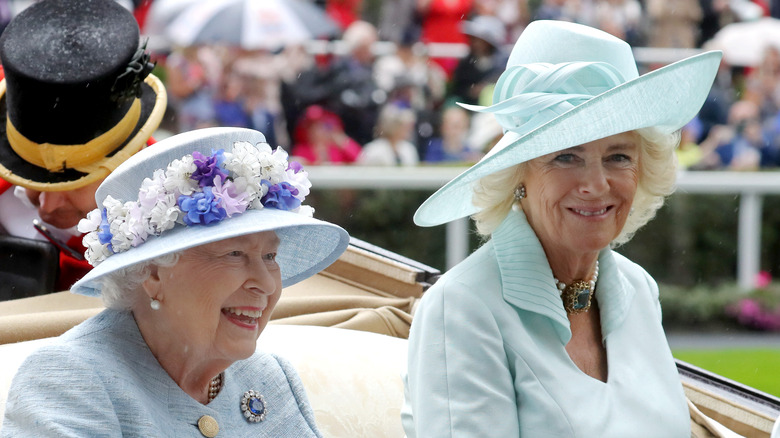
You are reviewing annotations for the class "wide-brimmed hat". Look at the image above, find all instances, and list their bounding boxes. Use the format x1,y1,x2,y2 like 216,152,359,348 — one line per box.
414,20,722,227
71,127,350,297
0,0,167,192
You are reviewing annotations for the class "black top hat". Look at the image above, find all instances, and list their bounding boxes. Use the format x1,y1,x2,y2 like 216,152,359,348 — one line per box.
0,0,166,191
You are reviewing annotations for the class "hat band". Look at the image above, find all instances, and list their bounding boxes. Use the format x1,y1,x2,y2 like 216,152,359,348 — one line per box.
6,98,141,172
460,62,625,136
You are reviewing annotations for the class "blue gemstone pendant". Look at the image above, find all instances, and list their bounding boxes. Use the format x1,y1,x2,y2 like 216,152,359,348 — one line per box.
241,390,267,423
562,280,593,314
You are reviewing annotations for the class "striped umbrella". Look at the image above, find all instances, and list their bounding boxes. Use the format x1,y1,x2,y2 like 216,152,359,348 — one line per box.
163,0,340,50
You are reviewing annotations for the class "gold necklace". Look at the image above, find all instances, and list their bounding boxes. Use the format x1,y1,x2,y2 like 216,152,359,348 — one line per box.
554,261,599,314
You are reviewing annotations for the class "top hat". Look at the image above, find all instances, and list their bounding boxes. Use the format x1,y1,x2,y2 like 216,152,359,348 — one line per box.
414,20,722,227
0,0,167,192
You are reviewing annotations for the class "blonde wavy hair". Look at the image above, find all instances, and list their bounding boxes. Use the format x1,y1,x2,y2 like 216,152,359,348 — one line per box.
471,128,680,246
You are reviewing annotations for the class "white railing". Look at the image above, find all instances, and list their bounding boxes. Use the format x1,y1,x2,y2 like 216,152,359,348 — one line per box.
307,167,780,291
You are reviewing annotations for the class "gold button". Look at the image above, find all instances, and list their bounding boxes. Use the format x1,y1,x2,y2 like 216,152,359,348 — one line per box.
198,415,219,437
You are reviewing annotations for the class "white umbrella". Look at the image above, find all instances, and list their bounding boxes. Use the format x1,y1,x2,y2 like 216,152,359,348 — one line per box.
704,17,780,67
161,0,341,50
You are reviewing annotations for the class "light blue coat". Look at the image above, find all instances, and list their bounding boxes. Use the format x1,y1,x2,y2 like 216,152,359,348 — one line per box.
2,309,321,437
403,209,689,437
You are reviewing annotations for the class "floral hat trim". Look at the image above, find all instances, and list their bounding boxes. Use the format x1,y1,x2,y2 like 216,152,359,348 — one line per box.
78,141,313,266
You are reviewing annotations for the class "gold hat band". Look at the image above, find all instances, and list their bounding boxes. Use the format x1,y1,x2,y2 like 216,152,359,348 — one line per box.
6,92,141,173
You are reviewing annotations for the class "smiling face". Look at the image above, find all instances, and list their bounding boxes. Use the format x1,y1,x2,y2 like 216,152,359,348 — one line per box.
521,132,640,262
142,231,282,364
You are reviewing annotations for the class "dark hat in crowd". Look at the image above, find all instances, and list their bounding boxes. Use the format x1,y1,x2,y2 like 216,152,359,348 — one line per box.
0,0,167,192
460,15,507,50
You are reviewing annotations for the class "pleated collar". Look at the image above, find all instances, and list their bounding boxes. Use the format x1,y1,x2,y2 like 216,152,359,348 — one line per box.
491,208,636,344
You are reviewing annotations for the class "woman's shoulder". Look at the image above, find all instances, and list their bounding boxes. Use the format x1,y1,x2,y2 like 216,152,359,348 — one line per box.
233,350,301,383
417,243,501,310
610,250,655,283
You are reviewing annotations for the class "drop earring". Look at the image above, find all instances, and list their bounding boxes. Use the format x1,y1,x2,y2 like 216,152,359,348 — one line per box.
514,185,526,200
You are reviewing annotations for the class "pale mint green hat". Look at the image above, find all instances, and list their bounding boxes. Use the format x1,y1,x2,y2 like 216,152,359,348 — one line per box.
414,20,722,227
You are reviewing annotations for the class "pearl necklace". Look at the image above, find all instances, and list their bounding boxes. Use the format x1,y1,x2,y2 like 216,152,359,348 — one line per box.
208,372,224,403
554,261,599,314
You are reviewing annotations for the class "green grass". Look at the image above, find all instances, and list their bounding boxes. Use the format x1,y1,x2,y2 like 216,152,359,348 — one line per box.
673,349,780,398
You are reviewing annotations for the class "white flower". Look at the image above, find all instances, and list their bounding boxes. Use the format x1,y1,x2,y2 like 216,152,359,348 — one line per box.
225,141,262,179
125,202,148,247
295,205,315,217
108,202,136,253
82,232,112,266
257,146,287,184
232,175,266,208
139,169,168,210
103,196,125,222
164,155,198,197
147,194,180,234
285,167,311,201
78,209,103,234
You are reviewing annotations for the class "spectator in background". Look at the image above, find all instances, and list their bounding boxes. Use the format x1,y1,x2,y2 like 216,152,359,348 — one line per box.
646,0,703,48
290,105,361,165
378,0,418,44
533,0,580,22
473,0,529,41
698,99,777,170
279,44,338,148
165,46,219,132
375,28,448,158
358,105,419,166
677,119,705,169
416,0,474,77
326,0,364,30
744,46,780,123
212,66,251,129
698,0,741,47
449,15,509,106
374,29,447,111
424,106,482,163
697,58,738,142
232,49,287,147
593,0,644,46
328,20,385,145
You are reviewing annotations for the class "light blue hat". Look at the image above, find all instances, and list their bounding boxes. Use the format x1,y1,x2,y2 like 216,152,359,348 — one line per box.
414,20,722,227
71,127,349,297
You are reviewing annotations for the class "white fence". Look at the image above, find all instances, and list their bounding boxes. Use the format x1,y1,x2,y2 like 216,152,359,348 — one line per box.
307,167,780,291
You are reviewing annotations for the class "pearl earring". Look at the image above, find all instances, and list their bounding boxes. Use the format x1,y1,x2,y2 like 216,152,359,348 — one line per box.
150,299,161,310
514,185,526,200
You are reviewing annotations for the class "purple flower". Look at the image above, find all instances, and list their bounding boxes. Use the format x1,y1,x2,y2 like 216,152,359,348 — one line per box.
97,208,114,253
261,181,301,211
191,150,228,188
178,187,227,226
287,161,304,173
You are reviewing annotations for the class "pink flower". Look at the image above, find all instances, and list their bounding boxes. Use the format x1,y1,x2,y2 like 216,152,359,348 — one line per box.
212,175,249,217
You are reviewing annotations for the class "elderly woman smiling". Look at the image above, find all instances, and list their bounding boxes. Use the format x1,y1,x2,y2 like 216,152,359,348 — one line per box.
402,21,723,437
1,127,348,437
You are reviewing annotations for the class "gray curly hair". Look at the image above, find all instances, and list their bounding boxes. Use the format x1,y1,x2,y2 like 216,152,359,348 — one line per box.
98,253,180,310
470,127,680,246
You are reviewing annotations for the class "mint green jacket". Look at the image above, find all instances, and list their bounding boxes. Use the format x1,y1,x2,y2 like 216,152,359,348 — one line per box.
403,209,689,437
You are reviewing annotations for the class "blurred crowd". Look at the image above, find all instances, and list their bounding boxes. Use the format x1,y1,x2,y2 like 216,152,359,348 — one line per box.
144,0,780,170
